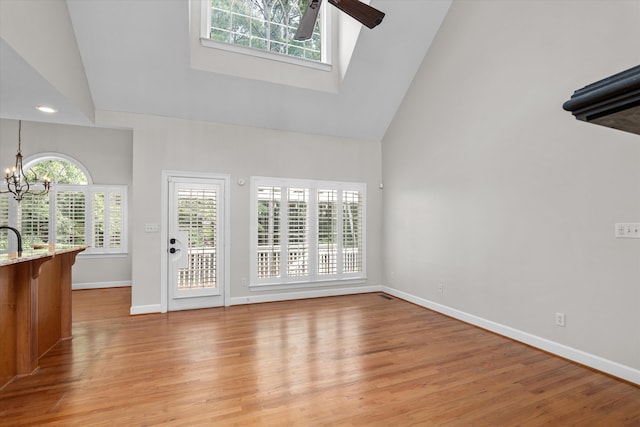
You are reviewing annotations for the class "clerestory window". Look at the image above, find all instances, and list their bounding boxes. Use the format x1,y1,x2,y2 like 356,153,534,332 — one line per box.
0,156,127,256
204,0,324,63
251,177,365,288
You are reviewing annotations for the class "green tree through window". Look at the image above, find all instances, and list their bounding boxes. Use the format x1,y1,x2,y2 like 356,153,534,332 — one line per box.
29,159,88,185
208,0,322,61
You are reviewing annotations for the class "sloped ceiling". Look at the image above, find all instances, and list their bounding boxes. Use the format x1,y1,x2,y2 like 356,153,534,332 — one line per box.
0,0,451,141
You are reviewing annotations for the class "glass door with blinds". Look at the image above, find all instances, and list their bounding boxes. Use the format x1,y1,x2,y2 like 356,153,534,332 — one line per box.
167,176,225,311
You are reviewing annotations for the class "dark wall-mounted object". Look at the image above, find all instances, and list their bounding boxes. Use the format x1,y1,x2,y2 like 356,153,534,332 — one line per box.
563,65,640,136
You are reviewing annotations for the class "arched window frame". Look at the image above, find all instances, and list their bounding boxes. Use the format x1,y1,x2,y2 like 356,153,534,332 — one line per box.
1,153,128,257
23,152,94,185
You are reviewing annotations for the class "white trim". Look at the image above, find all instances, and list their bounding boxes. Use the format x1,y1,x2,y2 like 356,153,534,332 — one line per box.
381,286,640,386
199,38,331,72
230,284,381,305
72,281,131,290
249,277,367,292
161,170,231,313
130,304,162,316
250,177,367,287
199,0,331,70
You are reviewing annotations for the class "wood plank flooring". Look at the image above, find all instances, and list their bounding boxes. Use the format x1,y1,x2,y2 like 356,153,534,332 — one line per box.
0,287,638,426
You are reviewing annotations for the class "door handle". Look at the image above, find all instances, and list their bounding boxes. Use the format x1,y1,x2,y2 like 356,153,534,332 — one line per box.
169,238,176,244
169,247,180,254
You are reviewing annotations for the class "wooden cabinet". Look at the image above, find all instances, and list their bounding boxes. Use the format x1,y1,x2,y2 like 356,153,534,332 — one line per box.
0,247,85,390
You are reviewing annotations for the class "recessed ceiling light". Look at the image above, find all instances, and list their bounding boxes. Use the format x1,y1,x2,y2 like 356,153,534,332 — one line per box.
36,105,57,113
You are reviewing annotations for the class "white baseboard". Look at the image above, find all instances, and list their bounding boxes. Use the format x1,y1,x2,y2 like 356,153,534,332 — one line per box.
229,285,383,306
381,286,640,386
130,304,162,315
73,281,131,290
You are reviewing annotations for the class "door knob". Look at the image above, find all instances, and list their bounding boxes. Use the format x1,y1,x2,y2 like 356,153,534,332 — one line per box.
169,238,176,244
169,247,180,254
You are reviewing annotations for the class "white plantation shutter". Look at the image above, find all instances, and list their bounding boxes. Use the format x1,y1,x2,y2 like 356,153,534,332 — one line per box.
90,186,127,254
317,189,337,275
287,187,309,277
342,190,363,273
93,192,105,249
19,192,50,247
0,195,10,251
56,190,86,246
251,177,365,287
108,191,123,250
1,156,128,256
257,186,281,279
176,187,218,289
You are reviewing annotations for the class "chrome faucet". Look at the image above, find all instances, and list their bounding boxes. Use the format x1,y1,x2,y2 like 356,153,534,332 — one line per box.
0,225,23,256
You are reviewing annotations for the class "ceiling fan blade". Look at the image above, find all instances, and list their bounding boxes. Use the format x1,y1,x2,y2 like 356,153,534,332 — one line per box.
327,0,385,29
294,0,323,41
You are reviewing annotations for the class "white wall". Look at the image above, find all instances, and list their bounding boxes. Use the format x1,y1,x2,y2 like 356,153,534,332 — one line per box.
382,0,640,379
0,119,133,286
0,0,94,123
98,112,383,311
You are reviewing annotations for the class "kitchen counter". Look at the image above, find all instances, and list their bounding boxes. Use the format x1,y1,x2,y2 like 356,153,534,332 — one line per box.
0,244,88,266
0,245,86,390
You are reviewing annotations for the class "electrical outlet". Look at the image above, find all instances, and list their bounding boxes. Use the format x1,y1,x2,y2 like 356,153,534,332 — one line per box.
241,277,247,287
437,283,444,293
555,312,566,327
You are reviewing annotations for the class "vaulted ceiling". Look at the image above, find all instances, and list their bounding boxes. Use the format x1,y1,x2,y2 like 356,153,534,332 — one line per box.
0,0,451,141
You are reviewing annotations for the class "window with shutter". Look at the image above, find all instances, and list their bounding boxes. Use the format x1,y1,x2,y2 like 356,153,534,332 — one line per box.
91,186,127,254
257,186,281,278
56,190,86,246
251,177,365,288
287,187,309,277
0,156,128,256
19,191,50,248
342,190,362,273
0,196,8,251
108,191,123,250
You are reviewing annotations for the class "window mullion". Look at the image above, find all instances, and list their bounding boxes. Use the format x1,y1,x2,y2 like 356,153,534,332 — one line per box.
308,187,318,280
86,188,93,250
48,191,56,244
337,189,344,276
104,190,112,252
267,197,274,277
280,186,289,280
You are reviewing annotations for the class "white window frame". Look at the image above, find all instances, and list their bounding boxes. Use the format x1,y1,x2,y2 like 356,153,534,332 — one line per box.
200,0,332,70
0,155,128,257
250,176,366,289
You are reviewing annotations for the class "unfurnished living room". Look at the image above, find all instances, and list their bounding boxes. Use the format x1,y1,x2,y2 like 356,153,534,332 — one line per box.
0,0,639,425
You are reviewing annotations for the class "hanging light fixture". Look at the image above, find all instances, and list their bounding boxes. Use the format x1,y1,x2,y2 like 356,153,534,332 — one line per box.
1,120,51,202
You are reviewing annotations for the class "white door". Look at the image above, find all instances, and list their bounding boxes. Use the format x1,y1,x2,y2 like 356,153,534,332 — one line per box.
167,176,225,311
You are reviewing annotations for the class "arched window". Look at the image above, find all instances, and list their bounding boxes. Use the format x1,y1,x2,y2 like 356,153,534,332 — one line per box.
1,155,127,256
27,155,91,185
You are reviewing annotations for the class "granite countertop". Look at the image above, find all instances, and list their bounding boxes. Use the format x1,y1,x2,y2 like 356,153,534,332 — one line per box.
0,245,88,267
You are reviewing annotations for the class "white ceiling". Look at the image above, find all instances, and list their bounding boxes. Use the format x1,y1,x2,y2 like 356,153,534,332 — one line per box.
0,0,451,141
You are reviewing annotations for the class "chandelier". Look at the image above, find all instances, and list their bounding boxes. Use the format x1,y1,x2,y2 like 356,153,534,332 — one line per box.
1,120,51,202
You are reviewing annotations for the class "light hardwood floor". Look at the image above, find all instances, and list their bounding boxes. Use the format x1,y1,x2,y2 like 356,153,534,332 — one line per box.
1,288,638,426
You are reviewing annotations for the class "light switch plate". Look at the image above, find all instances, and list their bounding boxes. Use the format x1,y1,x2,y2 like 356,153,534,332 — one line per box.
615,223,640,238
144,223,159,233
